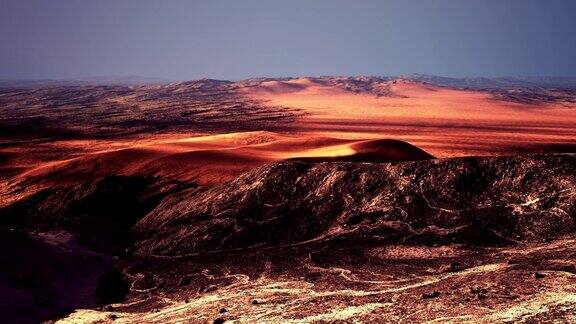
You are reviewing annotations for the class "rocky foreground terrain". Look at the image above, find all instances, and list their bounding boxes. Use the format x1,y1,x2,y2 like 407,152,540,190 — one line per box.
1,154,575,323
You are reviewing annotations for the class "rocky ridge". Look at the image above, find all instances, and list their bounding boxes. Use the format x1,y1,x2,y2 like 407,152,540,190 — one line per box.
135,154,576,256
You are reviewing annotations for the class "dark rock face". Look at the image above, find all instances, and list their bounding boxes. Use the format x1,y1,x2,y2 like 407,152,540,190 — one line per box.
135,155,576,256
0,176,194,322
0,175,193,253
0,230,116,323
95,269,130,304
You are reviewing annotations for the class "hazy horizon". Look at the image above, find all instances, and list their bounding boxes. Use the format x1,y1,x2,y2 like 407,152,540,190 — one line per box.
2,0,576,80
5,73,576,83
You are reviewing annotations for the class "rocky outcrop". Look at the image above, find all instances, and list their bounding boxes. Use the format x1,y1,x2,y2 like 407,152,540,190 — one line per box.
135,154,576,256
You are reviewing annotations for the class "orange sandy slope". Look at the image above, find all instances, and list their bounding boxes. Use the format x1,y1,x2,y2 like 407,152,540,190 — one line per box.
2,131,430,206
247,78,575,123
13,132,420,185
244,78,576,157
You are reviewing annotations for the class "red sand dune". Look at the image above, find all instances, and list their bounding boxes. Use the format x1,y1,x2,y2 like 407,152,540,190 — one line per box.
0,131,438,207
14,132,431,186
287,139,434,163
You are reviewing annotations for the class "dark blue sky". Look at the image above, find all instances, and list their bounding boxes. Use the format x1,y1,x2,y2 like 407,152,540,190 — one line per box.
1,0,576,80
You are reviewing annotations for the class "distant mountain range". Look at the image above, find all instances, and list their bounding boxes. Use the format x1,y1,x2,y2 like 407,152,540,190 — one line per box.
403,74,576,90
2,75,576,90
0,76,171,88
